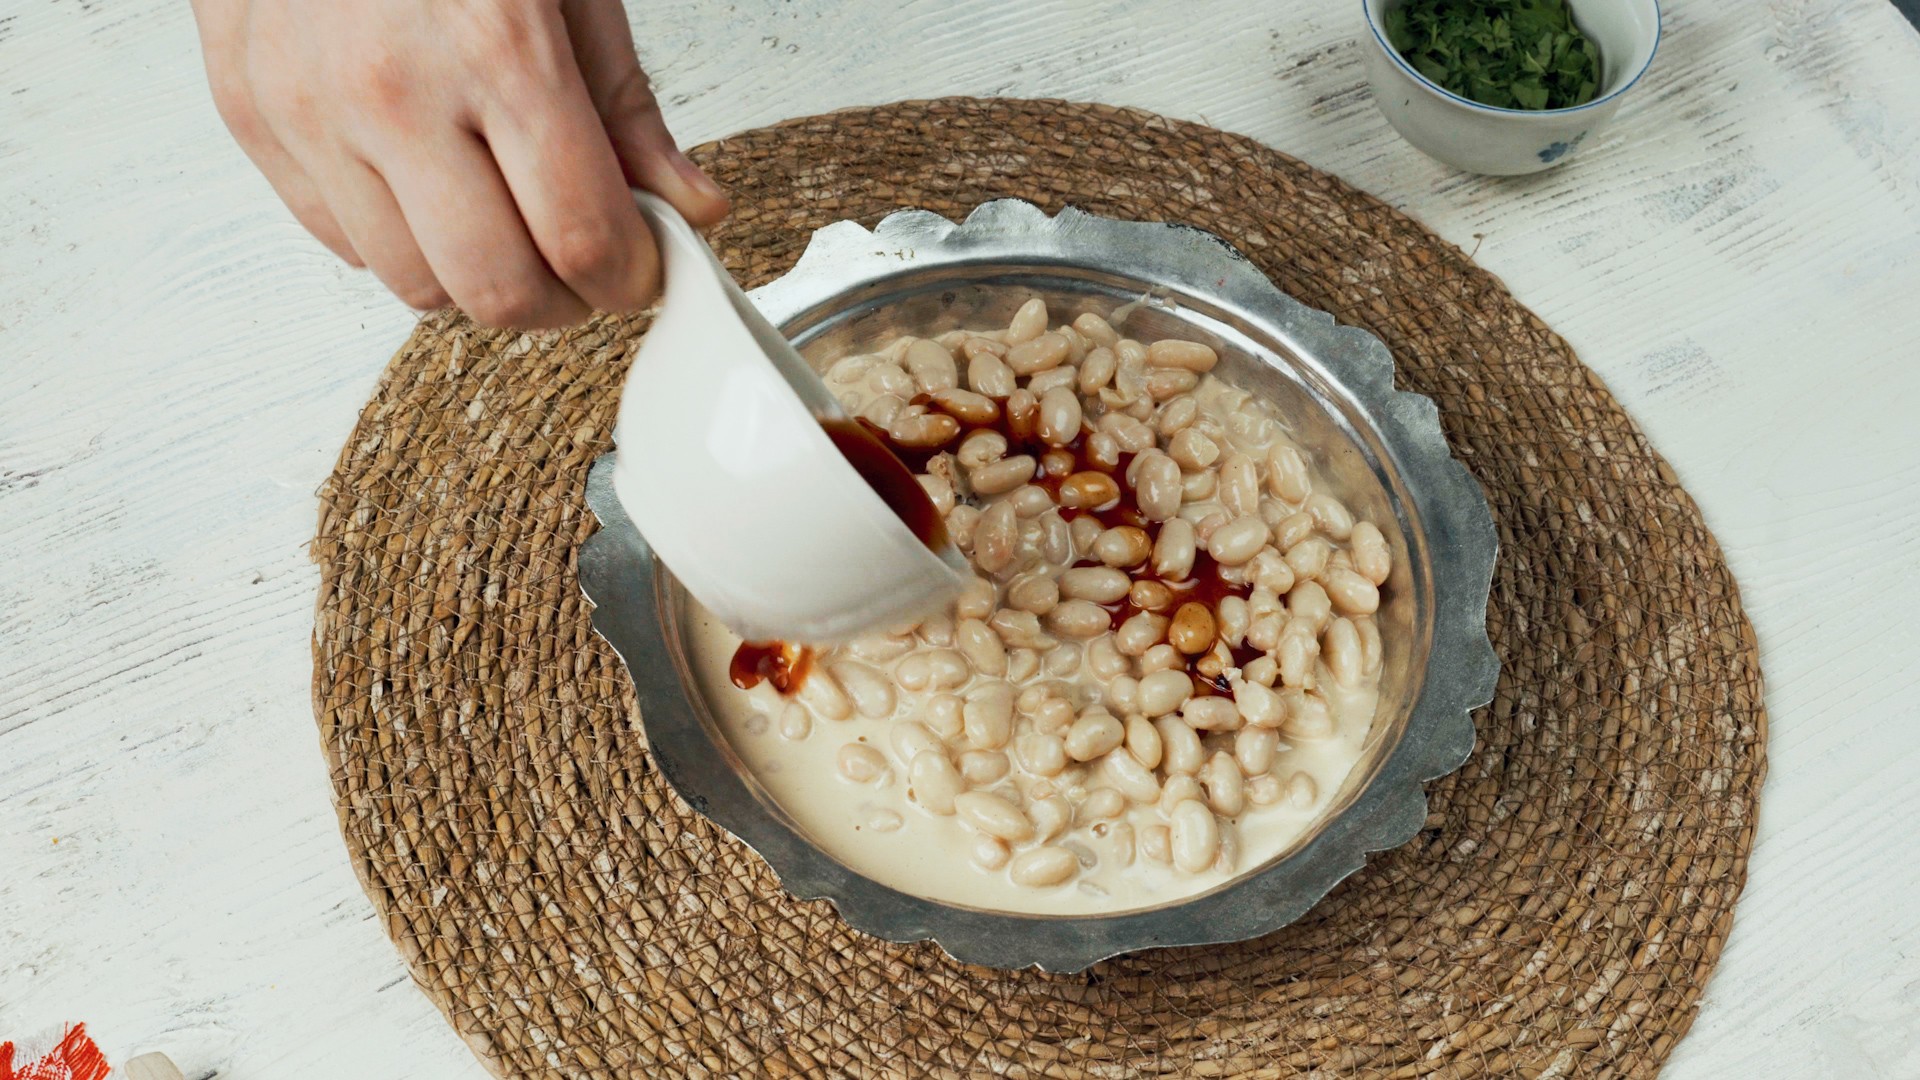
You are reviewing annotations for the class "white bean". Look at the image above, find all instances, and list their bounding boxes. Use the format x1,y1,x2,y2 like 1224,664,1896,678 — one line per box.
1243,654,1280,687
909,751,964,813
962,681,1016,749
974,500,1019,573
1114,612,1169,656
1355,616,1384,676
1003,575,1059,617
972,835,1011,871
1277,620,1319,688
1247,772,1284,807
968,455,1036,496
1285,537,1333,581
956,618,1008,677
1155,716,1205,776
1207,516,1270,565
1281,689,1334,740
1182,696,1240,731
1087,635,1130,680
1064,709,1126,761
1146,368,1199,400
1274,510,1316,550
1036,385,1083,446
1006,331,1070,375
1170,799,1220,873
1215,595,1250,648
1181,468,1217,502
922,693,964,739
891,721,945,766
1306,492,1355,540
955,791,1034,842
959,749,1011,784
838,743,888,783
918,472,955,516
1352,521,1392,585
1009,845,1078,887
1043,642,1082,678
1137,642,1182,675
1106,674,1140,714
1136,669,1194,717
800,669,853,721
1140,824,1173,865
925,649,970,690
1235,725,1280,776
1098,412,1156,453
1073,312,1119,347
1030,795,1071,842
1266,444,1312,503
870,362,914,399
1147,339,1219,372
1077,346,1117,394
1251,549,1297,595
1289,580,1333,633
967,351,1017,397
830,661,896,719
778,703,811,741
1103,747,1162,803
1092,526,1152,568
904,338,959,392
1027,366,1078,396
1219,453,1260,516
957,430,1007,470
1132,450,1183,521
1047,599,1112,640
1016,732,1069,777
1324,617,1364,685
848,631,915,663
1203,752,1246,816
1079,787,1128,824
1056,471,1121,510
1006,647,1040,682
1059,566,1131,603
1006,297,1049,343
1323,568,1381,615
1235,679,1284,728
1166,426,1218,469
1084,430,1121,471
1125,714,1163,770
1152,518,1198,581
1287,771,1320,810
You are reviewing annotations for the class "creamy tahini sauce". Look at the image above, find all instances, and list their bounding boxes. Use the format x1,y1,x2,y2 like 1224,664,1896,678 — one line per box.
688,605,1377,915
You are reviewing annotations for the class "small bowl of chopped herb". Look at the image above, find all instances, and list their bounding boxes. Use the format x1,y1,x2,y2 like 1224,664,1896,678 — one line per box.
1361,0,1660,175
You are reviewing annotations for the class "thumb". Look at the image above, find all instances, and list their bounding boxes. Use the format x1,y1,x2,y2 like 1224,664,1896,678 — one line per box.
565,0,730,227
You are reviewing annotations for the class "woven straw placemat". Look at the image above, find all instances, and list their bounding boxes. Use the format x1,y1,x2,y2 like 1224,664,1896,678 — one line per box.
313,98,1766,1079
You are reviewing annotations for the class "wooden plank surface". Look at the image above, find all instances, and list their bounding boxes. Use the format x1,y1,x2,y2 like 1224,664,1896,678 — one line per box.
2,1,1917,1076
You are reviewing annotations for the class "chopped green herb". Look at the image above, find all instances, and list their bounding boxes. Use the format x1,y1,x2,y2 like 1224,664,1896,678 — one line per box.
1385,0,1603,111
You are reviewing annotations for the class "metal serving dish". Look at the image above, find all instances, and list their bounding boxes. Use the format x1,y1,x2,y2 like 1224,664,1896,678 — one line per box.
579,200,1498,972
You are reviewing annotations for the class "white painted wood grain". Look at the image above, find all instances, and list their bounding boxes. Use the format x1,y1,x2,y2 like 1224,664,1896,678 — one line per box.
2,1,1917,1076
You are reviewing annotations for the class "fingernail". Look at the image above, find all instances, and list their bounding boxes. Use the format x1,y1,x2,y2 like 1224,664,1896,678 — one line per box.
673,152,726,202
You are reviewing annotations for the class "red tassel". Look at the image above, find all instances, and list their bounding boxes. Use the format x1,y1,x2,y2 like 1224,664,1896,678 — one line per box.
0,1024,110,1080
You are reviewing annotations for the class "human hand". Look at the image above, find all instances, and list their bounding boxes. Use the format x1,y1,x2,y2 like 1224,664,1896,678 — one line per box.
192,0,729,329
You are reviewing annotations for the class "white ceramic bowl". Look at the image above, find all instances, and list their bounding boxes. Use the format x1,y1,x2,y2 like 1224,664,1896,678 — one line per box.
608,192,970,643
1361,0,1661,175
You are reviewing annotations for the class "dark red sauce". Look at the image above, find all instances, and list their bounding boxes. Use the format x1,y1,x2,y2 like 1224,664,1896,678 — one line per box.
734,378,1265,699
729,640,814,692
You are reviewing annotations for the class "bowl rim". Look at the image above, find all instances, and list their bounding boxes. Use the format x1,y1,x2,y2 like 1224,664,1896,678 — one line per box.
581,200,1500,972
1361,0,1662,118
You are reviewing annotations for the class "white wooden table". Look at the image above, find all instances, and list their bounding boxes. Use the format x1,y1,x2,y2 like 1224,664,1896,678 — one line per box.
4,1,1918,1076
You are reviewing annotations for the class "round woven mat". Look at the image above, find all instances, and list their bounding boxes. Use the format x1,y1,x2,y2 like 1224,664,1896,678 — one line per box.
313,98,1766,1079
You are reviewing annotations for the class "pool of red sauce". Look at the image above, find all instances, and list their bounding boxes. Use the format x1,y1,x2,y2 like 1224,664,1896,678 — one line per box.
731,389,1259,699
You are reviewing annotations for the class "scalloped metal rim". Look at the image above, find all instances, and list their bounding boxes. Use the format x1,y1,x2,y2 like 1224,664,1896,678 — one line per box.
580,200,1498,972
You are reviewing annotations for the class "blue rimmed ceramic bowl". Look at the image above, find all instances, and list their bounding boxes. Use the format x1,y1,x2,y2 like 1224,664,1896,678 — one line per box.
1361,0,1661,175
